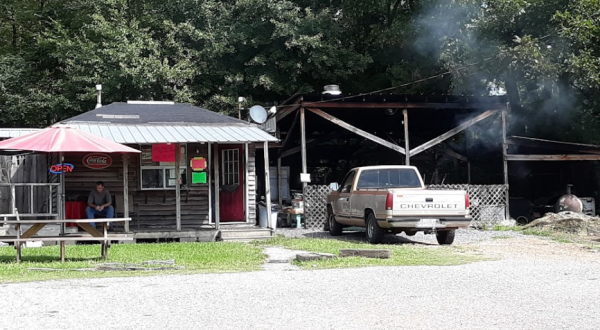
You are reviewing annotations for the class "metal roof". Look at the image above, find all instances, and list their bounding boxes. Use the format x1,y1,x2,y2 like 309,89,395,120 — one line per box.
67,124,278,143
0,128,42,139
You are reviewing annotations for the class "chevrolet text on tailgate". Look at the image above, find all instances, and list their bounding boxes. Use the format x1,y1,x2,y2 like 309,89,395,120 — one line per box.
326,166,471,244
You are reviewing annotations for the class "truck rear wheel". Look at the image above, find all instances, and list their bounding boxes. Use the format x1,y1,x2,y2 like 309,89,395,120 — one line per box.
436,230,455,245
366,212,384,244
328,211,343,236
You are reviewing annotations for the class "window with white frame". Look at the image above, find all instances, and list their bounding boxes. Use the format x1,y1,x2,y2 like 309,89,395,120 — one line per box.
221,149,239,185
140,144,187,190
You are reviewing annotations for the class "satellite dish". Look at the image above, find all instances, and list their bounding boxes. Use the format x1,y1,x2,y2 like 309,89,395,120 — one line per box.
249,105,268,124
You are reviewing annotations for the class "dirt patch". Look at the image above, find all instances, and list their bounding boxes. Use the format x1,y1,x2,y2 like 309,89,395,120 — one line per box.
524,211,600,238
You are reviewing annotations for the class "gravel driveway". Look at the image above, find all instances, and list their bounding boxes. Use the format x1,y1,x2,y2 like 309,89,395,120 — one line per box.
2,229,600,330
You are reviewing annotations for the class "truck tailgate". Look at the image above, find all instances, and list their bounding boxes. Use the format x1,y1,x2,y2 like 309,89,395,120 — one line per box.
392,190,467,217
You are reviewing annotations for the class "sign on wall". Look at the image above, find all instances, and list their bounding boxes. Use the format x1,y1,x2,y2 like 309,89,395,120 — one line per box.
83,153,113,169
190,157,207,171
49,163,74,174
152,143,176,162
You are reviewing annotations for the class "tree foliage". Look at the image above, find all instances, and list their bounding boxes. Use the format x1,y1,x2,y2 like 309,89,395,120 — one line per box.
1,0,600,145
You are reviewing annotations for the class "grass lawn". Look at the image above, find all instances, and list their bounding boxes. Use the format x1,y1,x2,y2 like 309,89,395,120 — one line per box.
255,236,486,269
0,242,266,283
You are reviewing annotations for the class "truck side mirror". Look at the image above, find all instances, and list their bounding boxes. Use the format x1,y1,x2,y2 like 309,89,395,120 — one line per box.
329,182,339,191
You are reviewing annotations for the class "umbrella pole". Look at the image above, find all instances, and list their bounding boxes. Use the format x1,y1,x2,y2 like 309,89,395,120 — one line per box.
60,152,65,235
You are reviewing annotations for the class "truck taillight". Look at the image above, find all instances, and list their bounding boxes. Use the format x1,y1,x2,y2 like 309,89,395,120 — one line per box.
386,192,393,210
465,193,470,209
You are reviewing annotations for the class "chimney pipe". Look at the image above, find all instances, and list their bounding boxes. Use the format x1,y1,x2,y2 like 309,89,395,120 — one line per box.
95,84,102,109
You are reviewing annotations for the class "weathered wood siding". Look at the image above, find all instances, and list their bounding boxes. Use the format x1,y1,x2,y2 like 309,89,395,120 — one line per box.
247,144,257,222
61,142,259,229
63,143,211,229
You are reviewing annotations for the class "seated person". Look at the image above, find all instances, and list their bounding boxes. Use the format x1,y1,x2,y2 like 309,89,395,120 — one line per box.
86,181,114,228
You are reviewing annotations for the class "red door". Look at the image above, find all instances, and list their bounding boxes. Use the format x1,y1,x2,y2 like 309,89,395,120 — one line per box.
218,145,245,221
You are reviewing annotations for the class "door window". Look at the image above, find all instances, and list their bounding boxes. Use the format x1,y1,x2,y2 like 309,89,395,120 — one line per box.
221,149,240,185
339,171,356,193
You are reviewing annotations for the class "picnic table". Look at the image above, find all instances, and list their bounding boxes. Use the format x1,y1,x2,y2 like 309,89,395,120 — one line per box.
0,215,133,262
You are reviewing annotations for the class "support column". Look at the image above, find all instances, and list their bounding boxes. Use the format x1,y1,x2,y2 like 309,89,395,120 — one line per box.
467,162,472,184
502,109,510,220
300,107,308,189
214,144,220,230
264,141,272,228
175,143,181,231
208,143,212,225
123,154,130,232
403,109,410,165
244,143,249,222
277,158,282,206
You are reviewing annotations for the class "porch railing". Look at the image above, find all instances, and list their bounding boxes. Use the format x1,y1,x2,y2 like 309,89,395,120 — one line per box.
0,183,60,218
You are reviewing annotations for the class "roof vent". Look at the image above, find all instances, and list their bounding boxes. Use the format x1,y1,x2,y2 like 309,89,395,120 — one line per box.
127,101,175,105
322,85,342,95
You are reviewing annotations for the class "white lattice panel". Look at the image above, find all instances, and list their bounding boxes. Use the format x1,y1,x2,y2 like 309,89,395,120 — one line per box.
303,185,332,229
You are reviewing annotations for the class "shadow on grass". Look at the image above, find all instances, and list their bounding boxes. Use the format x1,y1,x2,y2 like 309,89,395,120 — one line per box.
299,229,435,246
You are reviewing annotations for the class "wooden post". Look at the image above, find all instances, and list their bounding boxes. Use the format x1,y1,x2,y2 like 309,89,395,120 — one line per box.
10,184,16,215
300,107,308,189
277,158,282,206
208,143,212,225
502,109,510,220
214,144,220,230
467,162,472,184
264,141,272,228
403,109,410,165
123,154,130,233
244,143,249,222
59,153,64,236
60,241,66,262
175,143,181,231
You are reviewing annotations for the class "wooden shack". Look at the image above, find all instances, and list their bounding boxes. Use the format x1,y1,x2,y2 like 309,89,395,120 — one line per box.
52,101,278,241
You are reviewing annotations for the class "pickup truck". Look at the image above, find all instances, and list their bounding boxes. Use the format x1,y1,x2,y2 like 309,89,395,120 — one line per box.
326,165,471,244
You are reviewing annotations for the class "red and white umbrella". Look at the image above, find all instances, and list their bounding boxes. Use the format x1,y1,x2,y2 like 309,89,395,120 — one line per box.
0,125,140,153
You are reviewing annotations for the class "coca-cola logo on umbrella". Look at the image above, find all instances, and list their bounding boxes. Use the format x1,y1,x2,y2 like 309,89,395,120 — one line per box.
83,153,112,169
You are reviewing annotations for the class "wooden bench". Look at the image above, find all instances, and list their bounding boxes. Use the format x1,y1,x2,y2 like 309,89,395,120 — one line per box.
1,217,133,262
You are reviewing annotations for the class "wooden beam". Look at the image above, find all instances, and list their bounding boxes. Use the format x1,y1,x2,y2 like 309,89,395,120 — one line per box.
506,138,600,155
410,110,499,157
433,146,467,162
302,102,506,110
254,142,282,149
280,146,302,159
277,158,282,206
208,142,212,227
175,143,181,231
307,108,406,154
214,144,220,230
123,154,129,233
276,104,300,121
403,109,410,165
300,108,308,189
506,154,600,161
264,141,272,228
502,109,509,220
244,143,249,223
277,110,300,157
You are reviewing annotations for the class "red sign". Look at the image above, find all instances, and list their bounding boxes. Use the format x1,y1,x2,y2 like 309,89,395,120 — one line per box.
152,143,176,162
83,153,112,169
190,157,206,171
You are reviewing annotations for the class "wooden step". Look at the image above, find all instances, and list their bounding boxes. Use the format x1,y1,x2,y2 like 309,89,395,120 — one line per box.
219,228,273,241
